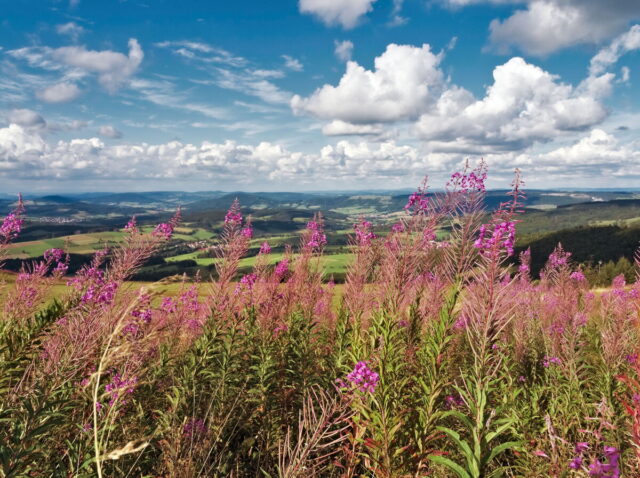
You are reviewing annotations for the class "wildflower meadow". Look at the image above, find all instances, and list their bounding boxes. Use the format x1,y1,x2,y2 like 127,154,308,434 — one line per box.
1,162,639,477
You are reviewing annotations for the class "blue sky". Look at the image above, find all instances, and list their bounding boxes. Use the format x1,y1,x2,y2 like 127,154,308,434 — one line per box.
1,0,639,192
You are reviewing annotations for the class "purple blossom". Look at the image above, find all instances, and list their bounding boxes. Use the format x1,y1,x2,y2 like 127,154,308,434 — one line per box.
0,212,24,241
132,307,153,324
548,248,571,268
391,222,405,233
259,241,271,254
587,446,620,477
575,442,589,454
612,274,626,289
447,169,487,193
354,220,376,246
183,418,208,437
570,270,586,282
404,191,429,214
241,226,253,239
97,282,118,304
104,372,137,407
445,394,464,408
239,273,257,290
81,281,118,305
543,356,562,367
44,248,64,262
161,297,177,313
153,222,173,239
275,259,289,277
224,210,242,225
53,261,68,275
124,217,137,233
569,456,583,469
345,361,379,393
474,221,516,257
306,220,327,250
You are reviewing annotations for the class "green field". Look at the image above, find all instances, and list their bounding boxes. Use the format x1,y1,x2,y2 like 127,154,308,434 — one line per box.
165,250,354,275
6,225,215,259
6,231,127,258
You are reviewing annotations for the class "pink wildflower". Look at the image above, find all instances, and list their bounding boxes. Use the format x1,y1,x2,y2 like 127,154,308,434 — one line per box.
391,222,405,233
275,259,289,277
542,356,562,367
570,270,586,282
224,209,242,225
259,241,271,254
345,361,379,393
0,212,24,241
153,222,173,239
241,226,253,238
354,220,376,246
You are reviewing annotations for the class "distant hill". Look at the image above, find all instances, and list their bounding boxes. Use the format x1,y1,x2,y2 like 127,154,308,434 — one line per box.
519,199,640,235
517,224,640,276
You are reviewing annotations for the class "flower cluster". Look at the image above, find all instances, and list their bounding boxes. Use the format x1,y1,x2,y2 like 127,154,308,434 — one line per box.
124,301,153,337
161,296,177,313
239,273,257,291
241,226,253,239
569,443,619,477
447,167,488,193
445,394,465,408
153,222,174,240
354,220,376,247
404,191,429,214
259,241,271,254
224,209,242,225
82,281,118,305
345,361,379,393
275,259,289,277
104,372,138,407
570,270,586,282
68,264,104,290
391,222,405,233
542,356,562,367
43,248,68,275
183,418,208,437
0,212,24,242
306,220,327,250
474,221,516,257
124,217,138,233
549,248,571,268
43,248,64,262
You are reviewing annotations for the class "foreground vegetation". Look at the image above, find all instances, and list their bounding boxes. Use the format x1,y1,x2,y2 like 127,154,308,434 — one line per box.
1,163,639,477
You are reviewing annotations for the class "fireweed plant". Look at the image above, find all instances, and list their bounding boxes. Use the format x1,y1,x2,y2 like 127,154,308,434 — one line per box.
1,163,640,477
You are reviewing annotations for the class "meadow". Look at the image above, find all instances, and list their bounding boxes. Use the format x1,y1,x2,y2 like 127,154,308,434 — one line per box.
1,163,639,477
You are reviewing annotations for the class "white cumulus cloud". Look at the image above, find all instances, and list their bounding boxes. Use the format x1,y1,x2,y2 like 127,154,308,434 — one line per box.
322,120,384,136
51,38,143,92
55,22,86,42
488,0,640,55
6,109,46,130
590,24,640,76
282,55,304,71
8,39,143,94
37,82,81,103
334,40,354,61
99,125,122,139
292,43,444,123
415,57,608,151
299,0,378,29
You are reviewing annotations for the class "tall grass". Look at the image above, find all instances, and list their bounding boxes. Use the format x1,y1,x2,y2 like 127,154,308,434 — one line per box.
0,164,638,477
